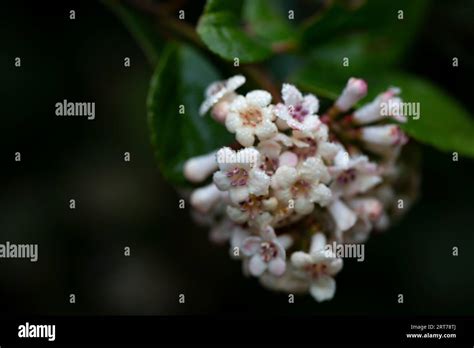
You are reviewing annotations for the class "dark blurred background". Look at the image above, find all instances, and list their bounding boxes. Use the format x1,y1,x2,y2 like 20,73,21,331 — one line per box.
0,0,473,315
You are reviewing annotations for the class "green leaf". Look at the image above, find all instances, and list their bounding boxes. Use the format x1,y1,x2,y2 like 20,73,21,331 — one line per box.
147,44,233,185
292,70,474,157
102,0,162,65
242,0,296,43
301,0,428,69
197,0,296,63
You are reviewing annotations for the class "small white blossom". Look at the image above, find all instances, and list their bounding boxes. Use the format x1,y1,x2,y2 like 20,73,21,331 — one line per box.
242,226,287,277
330,154,382,197
291,233,343,302
199,75,245,117
225,90,277,147
275,84,321,132
272,157,332,215
213,147,270,204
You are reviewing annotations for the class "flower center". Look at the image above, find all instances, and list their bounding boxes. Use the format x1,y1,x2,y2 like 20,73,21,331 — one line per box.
227,167,249,186
241,106,263,127
290,104,309,122
337,168,357,185
240,195,263,218
291,179,311,196
260,242,278,262
305,263,327,279
260,156,278,176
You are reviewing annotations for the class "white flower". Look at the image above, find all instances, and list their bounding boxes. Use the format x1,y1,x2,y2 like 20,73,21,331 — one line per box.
225,90,278,147
213,147,270,204
242,226,287,277
226,195,277,230
272,157,332,215
275,84,321,132
291,233,343,302
330,154,382,197
353,87,407,124
199,75,245,117
335,78,367,112
290,126,339,162
183,150,218,183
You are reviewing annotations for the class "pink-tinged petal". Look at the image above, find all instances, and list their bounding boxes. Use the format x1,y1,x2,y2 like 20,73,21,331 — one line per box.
211,99,232,123
255,119,278,140
249,254,267,276
309,275,336,302
302,94,319,114
213,171,232,191
279,151,298,167
281,83,303,107
328,199,357,232
246,90,272,107
235,127,256,147
226,205,249,224
260,225,277,241
268,258,286,277
248,169,270,196
291,251,312,269
229,186,250,204
242,236,262,256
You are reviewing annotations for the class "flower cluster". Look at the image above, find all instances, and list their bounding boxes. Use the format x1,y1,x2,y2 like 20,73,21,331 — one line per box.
184,75,418,302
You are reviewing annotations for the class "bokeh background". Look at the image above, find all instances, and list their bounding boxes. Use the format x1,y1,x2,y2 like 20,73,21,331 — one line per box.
0,0,473,315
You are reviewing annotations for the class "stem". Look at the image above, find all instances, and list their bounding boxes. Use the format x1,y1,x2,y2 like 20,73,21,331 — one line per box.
125,0,281,101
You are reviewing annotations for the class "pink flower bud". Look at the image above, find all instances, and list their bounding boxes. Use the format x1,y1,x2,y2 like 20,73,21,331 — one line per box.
360,125,407,146
335,78,368,112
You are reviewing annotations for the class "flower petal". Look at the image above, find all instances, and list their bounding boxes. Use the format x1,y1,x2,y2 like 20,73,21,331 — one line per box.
246,90,272,107
235,127,256,147
281,83,303,107
242,236,262,256
249,254,267,276
268,258,286,277
309,275,336,302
